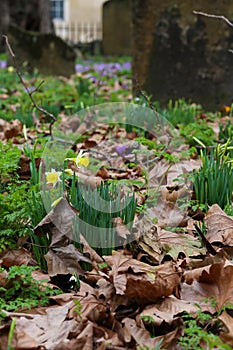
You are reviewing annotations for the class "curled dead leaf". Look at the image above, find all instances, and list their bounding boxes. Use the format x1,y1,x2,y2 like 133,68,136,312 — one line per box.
205,204,233,245
104,252,181,302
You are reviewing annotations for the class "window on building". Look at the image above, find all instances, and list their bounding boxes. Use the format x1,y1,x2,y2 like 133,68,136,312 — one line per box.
50,0,64,20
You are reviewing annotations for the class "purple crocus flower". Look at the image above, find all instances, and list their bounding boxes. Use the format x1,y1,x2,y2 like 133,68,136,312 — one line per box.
116,144,127,155
24,86,36,93
122,62,131,70
0,61,7,69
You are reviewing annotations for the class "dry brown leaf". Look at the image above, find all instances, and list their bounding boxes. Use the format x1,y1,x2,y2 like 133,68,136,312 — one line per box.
104,252,181,302
80,234,104,265
0,119,6,132
54,338,83,350
96,167,109,179
18,155,41,180
7,302,76,350
181,262,233,313
122,317,180,349
137,225,161,265
73,320,94,350
184,265,212,284
45,244,90,276
96,278,115,301
34,198,75,244
147,198,187,228
13,327,39,349
219,311,233,346
0,248,35,267
138,295,197,326
205,204,233,245
112,217,131,240
158,227,205,258
76,172,103,188
4,119,22,140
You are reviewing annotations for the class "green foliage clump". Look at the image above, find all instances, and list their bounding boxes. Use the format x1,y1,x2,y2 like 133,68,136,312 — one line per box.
179,120,215,147
0,265,60,318
219,120,233,143
0,141,31,251
179,310,231,350
0,140,48,268
69,181,137,256
0,141,21,184
158,98,202,126
192,142,233,209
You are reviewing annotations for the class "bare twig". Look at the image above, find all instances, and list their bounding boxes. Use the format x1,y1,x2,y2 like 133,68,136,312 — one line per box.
2,35,56,138
193,10,233,28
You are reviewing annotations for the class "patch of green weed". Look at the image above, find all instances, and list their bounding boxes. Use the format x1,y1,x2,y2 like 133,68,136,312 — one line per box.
0,265,60,318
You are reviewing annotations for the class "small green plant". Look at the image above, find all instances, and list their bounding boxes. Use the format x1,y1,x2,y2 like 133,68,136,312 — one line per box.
0,141,34,252
158,98,202,126
70,181,137,256
73,299,83,317
137,339,164,350
0,141,21,185
179,310,231,350
0,265,61,318
179,120,215,147
192,142,233,209
219,120,233,144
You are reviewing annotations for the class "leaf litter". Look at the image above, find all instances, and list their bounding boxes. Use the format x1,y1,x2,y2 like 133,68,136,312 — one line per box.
1,70,233,349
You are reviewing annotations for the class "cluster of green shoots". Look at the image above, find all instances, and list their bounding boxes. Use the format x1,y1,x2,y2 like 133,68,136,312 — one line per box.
192,141,233,210
44,150,137,257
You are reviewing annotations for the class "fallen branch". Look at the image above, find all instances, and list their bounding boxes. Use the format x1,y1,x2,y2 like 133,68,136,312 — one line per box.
193,10,233,28
193,11,233,55
2,35,56,138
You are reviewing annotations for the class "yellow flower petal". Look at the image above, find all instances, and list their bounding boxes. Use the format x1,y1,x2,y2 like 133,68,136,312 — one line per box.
45,169,62,187
64,168,74,176
65,152,89,168
7,66,14,73
79,157,89,167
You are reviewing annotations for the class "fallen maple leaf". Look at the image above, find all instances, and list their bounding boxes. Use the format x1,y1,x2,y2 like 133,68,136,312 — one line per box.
104,251,181,302
122,317,180,349
205,204,233,245
219,310,233,346
139,295,197,326
181,262,233,313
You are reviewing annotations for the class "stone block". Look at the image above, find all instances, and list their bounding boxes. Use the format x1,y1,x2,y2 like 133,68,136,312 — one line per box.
7,25,76,77
103,0,131,56
132,0,233,110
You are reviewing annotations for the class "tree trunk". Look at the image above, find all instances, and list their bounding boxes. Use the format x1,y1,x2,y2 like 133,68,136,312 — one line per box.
1,0,53,33
0,0,10,34
131,0,157,94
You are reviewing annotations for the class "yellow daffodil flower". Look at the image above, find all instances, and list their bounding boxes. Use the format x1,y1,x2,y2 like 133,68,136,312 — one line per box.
7,66,14,73
65,150,89,168
64,168,74,176
45,169,62,187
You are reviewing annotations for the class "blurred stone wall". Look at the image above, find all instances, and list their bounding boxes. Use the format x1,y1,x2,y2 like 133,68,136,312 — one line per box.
103,0,131,55
7,25,76,77
132,0,233,110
